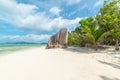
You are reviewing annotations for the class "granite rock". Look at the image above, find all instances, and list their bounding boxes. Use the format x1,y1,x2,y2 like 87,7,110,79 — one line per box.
46,28,68,48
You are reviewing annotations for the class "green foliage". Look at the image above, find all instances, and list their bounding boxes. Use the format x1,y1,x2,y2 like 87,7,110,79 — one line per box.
96,0,120,31
68,32,82,46
79,17,96,44
96,0,120,45
68,0,120,50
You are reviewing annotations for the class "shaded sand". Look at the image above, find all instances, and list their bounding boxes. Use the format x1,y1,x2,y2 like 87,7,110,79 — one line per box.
0,46,120,80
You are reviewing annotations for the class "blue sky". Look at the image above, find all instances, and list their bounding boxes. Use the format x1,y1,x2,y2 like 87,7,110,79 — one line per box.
0,0,104,43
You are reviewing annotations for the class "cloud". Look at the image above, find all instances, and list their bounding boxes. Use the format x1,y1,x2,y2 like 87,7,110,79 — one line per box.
50,7,61,16
0,0,37,21
18,0,81,7
0,34,51,43
80,4,87,10
0,0,83,42
66,0,81,5
0,0,82,32
13,13,81,32
49,17,81,31
93,0,104,8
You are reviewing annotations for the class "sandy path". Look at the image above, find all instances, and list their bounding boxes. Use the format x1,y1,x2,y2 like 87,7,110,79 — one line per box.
0,46,120,80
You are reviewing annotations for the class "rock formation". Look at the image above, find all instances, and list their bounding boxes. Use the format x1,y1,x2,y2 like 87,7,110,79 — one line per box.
46,28,68,49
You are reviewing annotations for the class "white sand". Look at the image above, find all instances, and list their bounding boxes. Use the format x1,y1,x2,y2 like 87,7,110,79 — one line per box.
0,46,120,80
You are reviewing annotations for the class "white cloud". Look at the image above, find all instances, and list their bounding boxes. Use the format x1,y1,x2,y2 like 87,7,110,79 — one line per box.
0,0,37,21
24,0,81,7
66,0,81,5
93,0,104,8
0,0,83,42
49,17,81,31
14,13,81,32
50,7,61,16
80,4,87,10
0,0,82,32
0,34,51,43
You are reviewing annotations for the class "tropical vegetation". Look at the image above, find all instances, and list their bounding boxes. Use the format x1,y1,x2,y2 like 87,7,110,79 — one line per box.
68,0,120,50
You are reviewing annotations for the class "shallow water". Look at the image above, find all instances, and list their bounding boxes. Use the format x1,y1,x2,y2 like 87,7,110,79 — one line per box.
0,44,45,55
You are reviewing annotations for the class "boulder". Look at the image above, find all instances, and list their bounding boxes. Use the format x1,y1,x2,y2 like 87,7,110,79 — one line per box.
46,28,68,49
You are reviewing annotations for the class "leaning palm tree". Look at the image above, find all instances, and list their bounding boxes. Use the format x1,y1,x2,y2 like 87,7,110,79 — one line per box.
79,17,119,50
82,24,120,50
74,0,120,50
81,23,104,50
95,0,120,50
77,17,105,50
106,29,120,50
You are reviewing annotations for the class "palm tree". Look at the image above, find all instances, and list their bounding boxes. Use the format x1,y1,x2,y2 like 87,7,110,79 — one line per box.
96,0,120,50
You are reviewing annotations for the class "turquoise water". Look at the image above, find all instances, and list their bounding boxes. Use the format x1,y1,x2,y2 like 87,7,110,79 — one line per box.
0,44,46,55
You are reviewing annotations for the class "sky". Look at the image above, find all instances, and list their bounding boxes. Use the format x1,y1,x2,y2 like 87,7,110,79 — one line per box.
0,0,104,43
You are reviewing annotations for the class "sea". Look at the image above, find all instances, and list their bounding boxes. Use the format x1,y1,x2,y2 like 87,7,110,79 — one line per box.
0,43,46,55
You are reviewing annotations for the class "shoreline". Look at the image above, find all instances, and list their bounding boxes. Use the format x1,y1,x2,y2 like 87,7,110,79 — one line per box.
0,45,46,56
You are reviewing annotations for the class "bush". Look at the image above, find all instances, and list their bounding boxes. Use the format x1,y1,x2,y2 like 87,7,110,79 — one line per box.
68,32,83,46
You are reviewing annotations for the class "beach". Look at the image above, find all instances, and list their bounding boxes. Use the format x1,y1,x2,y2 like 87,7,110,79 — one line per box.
0,46,120,80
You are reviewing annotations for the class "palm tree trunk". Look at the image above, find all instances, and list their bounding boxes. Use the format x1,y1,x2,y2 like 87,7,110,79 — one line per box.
93,42,98,51
115,39,119,51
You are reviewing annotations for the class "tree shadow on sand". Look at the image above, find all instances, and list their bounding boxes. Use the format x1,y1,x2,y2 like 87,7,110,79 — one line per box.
98,60,120,70
100,75,120,80
64,46,110,54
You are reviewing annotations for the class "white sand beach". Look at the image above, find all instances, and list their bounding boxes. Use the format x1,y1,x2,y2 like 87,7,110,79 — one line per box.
0,46,120,80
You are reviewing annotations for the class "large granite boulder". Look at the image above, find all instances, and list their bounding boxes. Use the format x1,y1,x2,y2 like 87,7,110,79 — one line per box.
46,28,68,49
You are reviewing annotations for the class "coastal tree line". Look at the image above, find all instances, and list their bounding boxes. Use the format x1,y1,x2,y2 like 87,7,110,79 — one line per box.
68,0,120,50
